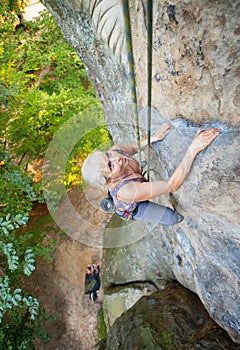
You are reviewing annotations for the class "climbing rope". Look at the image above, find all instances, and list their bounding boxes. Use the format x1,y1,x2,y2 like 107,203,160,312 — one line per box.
122,0,142,171
146,0,153,181
122,0,153,178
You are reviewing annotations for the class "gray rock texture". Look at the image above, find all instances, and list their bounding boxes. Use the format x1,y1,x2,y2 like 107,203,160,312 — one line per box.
41,0,240,344
95,282,240,350
41,0,239,126
102,118,239,344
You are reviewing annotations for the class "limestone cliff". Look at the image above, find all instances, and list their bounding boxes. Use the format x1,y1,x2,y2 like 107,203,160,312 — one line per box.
41,0,240,344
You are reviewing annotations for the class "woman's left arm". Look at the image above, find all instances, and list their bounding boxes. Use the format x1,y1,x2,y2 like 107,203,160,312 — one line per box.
110,123,172,155
118,128,220,202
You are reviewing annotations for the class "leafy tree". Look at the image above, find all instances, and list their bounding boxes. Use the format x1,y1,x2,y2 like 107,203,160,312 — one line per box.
0,10,106,174
0,151,55,349
0,0,27,23
0,151,38,216
0,6,110,348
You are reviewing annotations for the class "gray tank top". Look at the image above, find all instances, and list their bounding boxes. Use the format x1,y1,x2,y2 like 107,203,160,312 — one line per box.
109,178,145,213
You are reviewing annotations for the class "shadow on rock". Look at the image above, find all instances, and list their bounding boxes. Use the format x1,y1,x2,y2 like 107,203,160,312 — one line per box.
95,281,240,350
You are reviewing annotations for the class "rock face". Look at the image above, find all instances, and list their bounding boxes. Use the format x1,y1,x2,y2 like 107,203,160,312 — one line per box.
41,0,240,345
95,282,240,350
41,0,239,126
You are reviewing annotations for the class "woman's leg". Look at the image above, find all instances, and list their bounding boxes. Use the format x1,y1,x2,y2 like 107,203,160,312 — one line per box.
133,201,183,226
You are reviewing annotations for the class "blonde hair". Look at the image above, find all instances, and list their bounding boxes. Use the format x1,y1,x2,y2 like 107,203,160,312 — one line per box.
81,151,107,188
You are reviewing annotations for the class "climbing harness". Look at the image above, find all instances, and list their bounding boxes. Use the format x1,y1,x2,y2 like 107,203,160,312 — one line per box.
101,191,137,221
101,180,142,221
114,206,138,221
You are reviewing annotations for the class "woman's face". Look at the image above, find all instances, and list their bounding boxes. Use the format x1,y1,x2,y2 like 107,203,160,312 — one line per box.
95,150,129,183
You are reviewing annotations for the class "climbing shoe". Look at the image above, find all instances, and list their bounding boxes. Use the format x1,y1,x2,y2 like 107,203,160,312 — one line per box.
177,213,184,223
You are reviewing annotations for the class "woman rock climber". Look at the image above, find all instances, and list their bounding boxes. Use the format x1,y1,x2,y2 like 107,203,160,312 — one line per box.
81,123,220,226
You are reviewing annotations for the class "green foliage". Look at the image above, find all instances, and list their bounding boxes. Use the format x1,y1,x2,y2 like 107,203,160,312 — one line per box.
0,151,39,216
0,0,27,22
0,7,109,347
0,307,56,350
0,9,110,185
0,152,55,347
0,276,39,323
0,10,99,163
97,307,107,341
